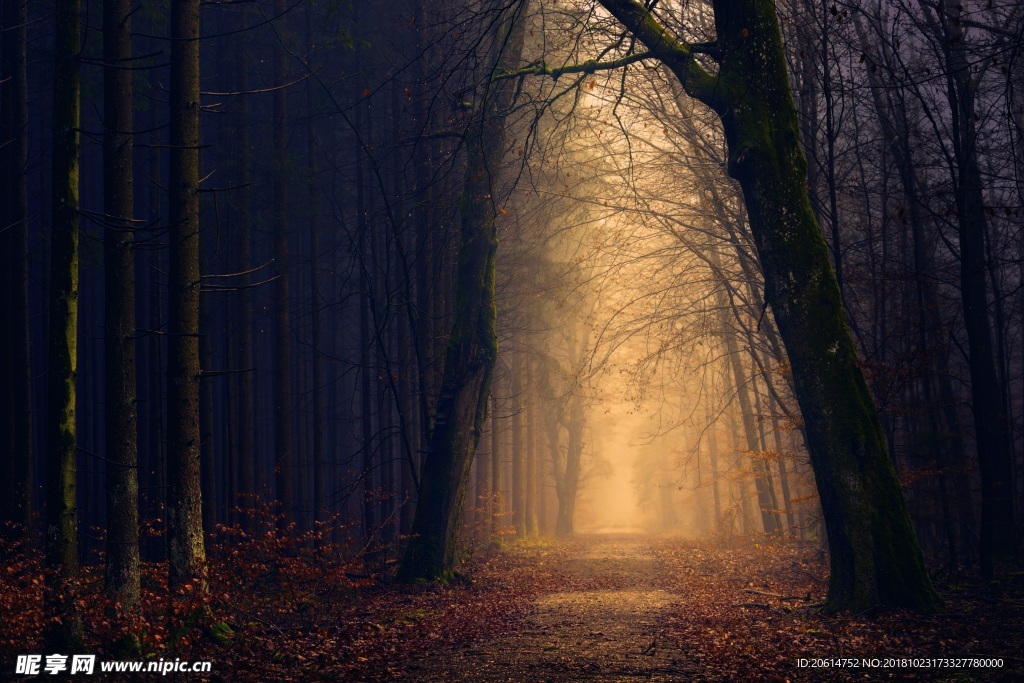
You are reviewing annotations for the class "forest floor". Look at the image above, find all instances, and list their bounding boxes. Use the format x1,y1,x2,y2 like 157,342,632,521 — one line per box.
4,532,1023,681
387,534,1023,682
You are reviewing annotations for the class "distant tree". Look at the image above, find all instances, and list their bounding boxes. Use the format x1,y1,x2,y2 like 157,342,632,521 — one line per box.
103,0,141,620
929,1,1016,578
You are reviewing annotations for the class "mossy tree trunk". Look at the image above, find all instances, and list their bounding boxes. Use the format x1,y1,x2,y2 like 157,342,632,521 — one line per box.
103,0,141,615
598,0,942,611
397,5,525,582
44,0,84,651
167,0,207,591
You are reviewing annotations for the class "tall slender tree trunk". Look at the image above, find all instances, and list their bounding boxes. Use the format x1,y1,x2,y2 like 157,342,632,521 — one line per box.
475,413,490,531
356,101,376,546
166,0,207,591
272,0,295,529
938,4,1017,578
524,357,538,536
490,389,502,534
703,398,723,533
511,354,525,534
0,0,34,540
854,14,977,571
715,274,781,535
233,11,256,525
144,95,166,562
766,395,796,535
103,0,141,616
557,393,584,537
306,43,325,540
199,245,217,535
44,0,84,651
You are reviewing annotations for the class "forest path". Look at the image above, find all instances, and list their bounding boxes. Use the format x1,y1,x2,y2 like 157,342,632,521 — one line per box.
401,534,693,682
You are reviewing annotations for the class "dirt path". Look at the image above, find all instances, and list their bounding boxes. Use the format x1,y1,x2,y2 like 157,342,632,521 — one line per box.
401,534,694,682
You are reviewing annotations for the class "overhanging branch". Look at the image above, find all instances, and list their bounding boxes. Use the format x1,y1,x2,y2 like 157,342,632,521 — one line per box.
499,50,653,80
597,0,721,107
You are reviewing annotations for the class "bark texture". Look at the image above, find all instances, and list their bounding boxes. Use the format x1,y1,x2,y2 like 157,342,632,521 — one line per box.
167,0,207,590
398,7,525,581
103,0,141,612
44,0,84,651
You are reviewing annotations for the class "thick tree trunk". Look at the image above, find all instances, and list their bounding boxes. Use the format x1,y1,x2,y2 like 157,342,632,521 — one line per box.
103,0,141,615
44,0,84,650
396,128,500,578
397,6,525,581
598,0,941,611
167,0,207,591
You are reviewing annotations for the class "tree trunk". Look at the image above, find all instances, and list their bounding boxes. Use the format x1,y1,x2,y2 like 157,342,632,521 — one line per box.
490,389,502,535
103,0,141,615
511,353,525,535
524,356,538,536
272,0,295,529
703,399,723,533
713,257,782,535
44,0,84,650
397,8,524,580
0,0,34,541
598,0,941,611
557,393,584,537
199,246,217,534
937,3,1016,578
167,0,207,591
307,35,325,539
233,7,256,526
